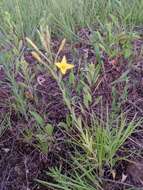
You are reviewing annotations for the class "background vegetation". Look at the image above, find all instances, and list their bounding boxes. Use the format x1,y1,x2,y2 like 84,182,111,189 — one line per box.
0,0,143,190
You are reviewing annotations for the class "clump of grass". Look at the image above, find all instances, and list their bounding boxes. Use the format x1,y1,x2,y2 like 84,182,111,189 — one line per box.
36,164,103,190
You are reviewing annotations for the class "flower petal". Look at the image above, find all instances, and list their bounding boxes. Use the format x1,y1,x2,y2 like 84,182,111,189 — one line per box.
55,62,61,68
66,64,74,69
60,68,67,75
61,56,67,64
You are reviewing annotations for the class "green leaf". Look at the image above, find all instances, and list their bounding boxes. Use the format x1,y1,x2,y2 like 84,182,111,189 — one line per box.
45,124,54,136
124,48,132,58
83,87,92,108
69,71,75,85
30,111,44,126
36,134,45,142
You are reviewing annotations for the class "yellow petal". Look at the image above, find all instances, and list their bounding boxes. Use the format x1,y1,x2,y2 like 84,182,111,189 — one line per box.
61,56,67,64
66,64,74,69
60,68,67,75
55,62,61,68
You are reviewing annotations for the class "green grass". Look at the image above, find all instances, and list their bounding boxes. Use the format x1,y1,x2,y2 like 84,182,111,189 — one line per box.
0,0,143,41
0,0,143,189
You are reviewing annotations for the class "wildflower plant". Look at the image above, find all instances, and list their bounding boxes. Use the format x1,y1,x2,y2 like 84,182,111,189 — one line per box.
1,1,143,189
26,24,141,189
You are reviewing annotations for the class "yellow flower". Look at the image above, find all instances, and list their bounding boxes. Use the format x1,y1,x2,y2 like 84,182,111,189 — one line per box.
55,56,74,75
